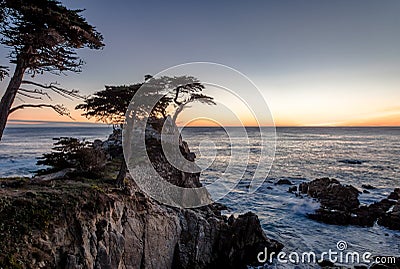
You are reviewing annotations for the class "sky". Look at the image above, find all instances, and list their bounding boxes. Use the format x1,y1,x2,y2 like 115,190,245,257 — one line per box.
2,0,400,126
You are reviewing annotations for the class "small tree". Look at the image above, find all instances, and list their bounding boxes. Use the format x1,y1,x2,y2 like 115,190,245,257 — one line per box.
36,137,106,177
0,0,104,141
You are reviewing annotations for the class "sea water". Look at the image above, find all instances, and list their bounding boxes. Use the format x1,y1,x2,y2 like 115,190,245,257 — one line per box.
1,126,399,267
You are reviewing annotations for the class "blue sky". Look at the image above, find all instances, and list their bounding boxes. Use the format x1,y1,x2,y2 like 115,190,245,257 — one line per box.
3,0,400,126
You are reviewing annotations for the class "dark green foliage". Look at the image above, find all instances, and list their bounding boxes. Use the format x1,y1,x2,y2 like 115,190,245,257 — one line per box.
0,0,104,75
76,82,173,125
0,0,104,141
76,84,143,125
36,137,106,177
75,75,215,125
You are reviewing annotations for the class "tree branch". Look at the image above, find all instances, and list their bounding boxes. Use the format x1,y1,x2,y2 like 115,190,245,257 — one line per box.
173,86,182,105
9,104,74,119
17,91,43,100
21,80,83,100
19,88,52,100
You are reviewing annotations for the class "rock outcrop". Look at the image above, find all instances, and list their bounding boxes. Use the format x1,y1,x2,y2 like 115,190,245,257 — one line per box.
297,178,400,230
0,178,282,269
0,117,283,268
299,178,360,211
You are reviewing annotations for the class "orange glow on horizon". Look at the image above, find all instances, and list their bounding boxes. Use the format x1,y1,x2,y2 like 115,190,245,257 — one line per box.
7,104,400,127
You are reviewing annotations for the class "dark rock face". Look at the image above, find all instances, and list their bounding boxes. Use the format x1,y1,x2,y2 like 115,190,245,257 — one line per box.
0,117,282,268
354,199,395,227
174,211,283,269
318,259,335,267
299,178,360,211
288,186,297,193
388,188,400,200
0,182,282,269
275,179,293,185
298,178,400,230
378,201,400,231
145,118,201,188
362,184,376,190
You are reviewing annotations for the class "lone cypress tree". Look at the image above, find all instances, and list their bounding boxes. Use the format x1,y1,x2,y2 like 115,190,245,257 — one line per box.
0,0,104,140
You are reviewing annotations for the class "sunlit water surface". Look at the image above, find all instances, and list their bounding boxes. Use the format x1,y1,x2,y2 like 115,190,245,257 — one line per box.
1,126,399,268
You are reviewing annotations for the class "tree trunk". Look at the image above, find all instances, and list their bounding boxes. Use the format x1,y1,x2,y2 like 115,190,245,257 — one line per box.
0,60,26,141
172,103,185,123
115,158,127,187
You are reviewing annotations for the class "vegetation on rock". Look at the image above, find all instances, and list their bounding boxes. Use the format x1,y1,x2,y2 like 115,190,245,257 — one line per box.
36,137,106,177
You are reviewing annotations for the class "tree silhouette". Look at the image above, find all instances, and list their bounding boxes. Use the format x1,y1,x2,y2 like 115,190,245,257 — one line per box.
76,84,142,126
77,76,216,125
76,83,173,128
76,75,215,187
0,0,104,140
151,76,216,122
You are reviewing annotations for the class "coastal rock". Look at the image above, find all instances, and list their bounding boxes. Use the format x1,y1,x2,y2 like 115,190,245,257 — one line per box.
362,184,376,190
31,168,76,183
378,201,400,231
288,186,297,193
297,178,400,230
0,181,283,269
388,188,400,200
101,129,123,158
0,117,282,268
145,118,201,188
275,179,293,185
351,199,395,227
299,178,360,211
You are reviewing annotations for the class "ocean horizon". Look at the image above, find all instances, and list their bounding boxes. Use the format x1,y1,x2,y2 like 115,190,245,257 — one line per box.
1,126,399,268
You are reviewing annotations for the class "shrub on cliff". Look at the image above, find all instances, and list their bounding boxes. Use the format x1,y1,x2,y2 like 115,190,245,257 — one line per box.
36,137,106,177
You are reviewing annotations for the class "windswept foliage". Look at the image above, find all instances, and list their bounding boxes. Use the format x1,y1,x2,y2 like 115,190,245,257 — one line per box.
0,0,104,141
76,76,215,125
36,137,106,177
0,0,104,75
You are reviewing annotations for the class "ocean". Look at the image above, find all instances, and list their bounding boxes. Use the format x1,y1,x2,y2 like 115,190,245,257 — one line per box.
1,126,399,267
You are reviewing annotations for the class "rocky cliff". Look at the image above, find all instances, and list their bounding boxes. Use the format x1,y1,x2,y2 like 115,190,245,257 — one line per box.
0,119,283,269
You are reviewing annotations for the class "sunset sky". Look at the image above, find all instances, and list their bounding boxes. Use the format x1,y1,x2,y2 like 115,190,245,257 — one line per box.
2,0,400,127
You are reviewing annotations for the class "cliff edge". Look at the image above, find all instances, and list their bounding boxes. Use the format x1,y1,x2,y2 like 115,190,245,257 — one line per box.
0,119,282,268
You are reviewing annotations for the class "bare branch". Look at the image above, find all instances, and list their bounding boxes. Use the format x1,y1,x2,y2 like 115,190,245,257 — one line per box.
17,91,43,100
19,88,52,100
21,80,83,100
9,104,74,119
